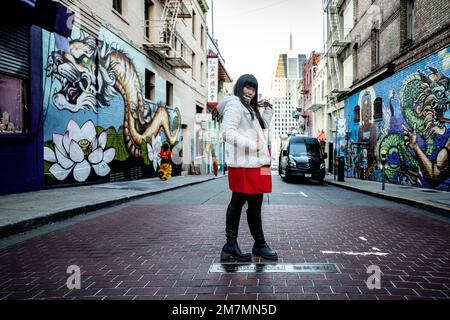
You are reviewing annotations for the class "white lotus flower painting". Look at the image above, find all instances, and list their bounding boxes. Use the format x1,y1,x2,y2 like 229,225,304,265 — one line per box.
44,120,116,182
147,135,162,172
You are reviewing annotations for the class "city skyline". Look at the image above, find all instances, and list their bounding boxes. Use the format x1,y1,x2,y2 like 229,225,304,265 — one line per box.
206,0,324,97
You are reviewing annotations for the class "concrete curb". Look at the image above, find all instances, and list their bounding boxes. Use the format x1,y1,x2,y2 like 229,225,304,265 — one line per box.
0,176,226,239
325,179,450,218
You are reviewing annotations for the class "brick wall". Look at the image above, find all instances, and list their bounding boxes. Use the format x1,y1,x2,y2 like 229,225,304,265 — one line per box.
414,0,450,44
338,0,450,87
395,0,450,71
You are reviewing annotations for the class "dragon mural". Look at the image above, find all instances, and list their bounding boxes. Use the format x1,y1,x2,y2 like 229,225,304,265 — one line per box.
379,65,450,188
45,32,181,159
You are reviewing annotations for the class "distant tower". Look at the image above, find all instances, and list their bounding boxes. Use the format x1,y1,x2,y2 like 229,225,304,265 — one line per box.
290,32,293,52
270,33,306,156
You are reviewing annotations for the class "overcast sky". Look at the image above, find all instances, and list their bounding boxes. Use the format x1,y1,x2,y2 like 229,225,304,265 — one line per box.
205,0,325,98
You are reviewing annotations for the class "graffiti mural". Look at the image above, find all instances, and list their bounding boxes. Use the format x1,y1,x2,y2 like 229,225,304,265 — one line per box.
43,29,182,184
345,46,450,191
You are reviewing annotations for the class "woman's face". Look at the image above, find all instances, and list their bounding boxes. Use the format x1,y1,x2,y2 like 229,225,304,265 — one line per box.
243,85,256,102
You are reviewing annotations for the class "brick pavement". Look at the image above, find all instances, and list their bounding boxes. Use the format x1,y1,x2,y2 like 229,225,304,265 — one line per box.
0,204,449,300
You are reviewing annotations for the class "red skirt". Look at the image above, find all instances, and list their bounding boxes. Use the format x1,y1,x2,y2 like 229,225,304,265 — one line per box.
228,166,272,194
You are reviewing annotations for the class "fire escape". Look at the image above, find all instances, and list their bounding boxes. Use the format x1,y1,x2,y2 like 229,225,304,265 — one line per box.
325,0,350,110
143,0,193,68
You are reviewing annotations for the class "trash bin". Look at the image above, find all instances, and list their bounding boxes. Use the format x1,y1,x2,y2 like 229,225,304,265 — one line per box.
338,156,345,182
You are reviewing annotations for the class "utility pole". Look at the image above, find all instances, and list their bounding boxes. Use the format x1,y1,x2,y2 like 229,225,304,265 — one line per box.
211,0,215,40
334,115,338,181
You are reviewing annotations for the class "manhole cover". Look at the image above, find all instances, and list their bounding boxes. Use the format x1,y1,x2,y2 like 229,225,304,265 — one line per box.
209,263,340,273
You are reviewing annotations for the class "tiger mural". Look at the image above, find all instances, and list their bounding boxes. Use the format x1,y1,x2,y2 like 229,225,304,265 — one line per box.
46,31,181,159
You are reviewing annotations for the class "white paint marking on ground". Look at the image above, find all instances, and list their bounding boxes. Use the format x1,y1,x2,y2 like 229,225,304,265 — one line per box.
321,250,389,257
359,237,368,241
300,192,308,198
372,247,381,252
283,192,300,195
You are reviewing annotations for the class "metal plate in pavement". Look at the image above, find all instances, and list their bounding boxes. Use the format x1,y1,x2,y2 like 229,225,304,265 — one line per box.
209,263,340,273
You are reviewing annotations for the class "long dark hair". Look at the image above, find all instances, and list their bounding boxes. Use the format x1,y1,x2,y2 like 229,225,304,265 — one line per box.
233,74,266,129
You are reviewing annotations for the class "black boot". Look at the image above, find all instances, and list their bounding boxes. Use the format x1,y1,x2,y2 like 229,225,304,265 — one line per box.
221,194,251,262
220,229,252,262
247,196,278,261
252,242,278,261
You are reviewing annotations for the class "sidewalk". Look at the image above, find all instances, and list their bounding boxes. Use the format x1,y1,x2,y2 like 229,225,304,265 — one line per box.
0,175,227,239
325,174,450,218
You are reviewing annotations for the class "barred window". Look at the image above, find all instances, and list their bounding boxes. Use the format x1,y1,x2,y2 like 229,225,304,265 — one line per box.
374,98,383,120
354,105,361,123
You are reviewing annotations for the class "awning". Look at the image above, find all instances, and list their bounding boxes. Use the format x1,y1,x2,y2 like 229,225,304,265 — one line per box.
218,59,232,83
209,50,232,83
349,65,394,95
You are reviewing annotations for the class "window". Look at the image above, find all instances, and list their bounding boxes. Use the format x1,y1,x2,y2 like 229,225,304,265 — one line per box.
200,61,204,85
196,105,203,114
166,81,173,107
321,80,325,101
353,105,360,123
113,0,122,14
191,53,196,79
353,43,358,80
374,98,383,120
145,0,154,40
372,28,380,68
343,0,354,38
401,0,415,47
178,41,184,58
0,26,30,135
192,10,196,38
343,55,353,88
200,25,204,48
407,0,415,40
0,74,28,134
145,69,155,101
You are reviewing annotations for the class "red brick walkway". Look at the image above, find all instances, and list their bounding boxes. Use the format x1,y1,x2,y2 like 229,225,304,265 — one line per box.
0,204,449,300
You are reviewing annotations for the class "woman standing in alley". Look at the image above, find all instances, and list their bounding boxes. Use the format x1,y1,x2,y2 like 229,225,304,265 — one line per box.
217,74,278,262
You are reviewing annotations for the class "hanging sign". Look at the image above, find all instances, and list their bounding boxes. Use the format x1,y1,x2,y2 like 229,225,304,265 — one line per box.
208,57,219,104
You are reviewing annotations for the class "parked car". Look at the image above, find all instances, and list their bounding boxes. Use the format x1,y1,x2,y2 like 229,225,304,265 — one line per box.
279,135,327,184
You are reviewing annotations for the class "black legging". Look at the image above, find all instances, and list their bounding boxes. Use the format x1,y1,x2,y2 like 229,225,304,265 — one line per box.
225,192,265,244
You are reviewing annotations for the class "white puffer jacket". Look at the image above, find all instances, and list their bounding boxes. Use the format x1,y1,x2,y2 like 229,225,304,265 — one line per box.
217,96,274,168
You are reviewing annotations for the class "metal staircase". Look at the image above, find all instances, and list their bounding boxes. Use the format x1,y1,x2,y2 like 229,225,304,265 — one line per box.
144,0,193,69
325,0,350,100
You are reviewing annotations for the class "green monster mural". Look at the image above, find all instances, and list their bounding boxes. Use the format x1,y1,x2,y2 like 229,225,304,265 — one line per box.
379,66,450,188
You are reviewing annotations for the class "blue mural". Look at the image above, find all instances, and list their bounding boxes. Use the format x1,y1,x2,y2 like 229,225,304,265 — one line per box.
42,28,182,184
344,46,450,191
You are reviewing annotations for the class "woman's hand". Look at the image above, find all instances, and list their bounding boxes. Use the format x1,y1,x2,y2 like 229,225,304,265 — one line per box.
258,99,273,109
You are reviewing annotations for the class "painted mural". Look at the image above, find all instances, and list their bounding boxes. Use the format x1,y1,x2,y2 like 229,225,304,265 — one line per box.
43,29,182,185
344,46,450,191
